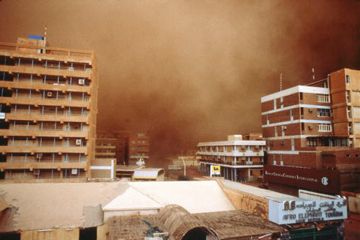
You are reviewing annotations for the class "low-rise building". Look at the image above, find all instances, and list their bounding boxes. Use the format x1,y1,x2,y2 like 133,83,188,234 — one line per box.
197,134,266,182
90,137,117,180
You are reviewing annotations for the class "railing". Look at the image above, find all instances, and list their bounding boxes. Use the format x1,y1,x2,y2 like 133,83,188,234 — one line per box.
0,42,94,59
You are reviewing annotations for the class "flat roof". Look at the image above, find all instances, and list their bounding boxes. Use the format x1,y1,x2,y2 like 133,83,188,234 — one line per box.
261,85,329,103
104,180,235,214
0,180,235,232
222,180,298,201
0,182,126,232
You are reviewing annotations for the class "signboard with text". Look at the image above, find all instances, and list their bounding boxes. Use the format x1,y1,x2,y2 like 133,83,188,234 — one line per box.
210,165,221,176
264,166,340,194
268,198,347,225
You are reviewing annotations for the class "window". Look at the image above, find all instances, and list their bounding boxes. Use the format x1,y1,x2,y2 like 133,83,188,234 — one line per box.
317,108,331,117
318,124,332,132
349,123,353,135
307,138,317,147
301,123,305,131
346,90,351,103
346,75,351,84
347,106,352,119
300,92,303,100
317,94,330,103
352,107,360,118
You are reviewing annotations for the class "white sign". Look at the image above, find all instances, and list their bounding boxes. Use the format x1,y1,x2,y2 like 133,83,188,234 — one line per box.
210,165,221,176
0,112,5,119
268,198,347,225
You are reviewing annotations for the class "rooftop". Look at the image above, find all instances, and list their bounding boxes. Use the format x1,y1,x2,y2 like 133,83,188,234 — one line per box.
0,180,235,232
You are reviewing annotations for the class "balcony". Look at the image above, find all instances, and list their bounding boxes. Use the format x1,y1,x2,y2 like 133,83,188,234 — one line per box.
0,96,90,108
0,81,91,94
0,41,93,62
0,65,92,79
0,129,88,139
5,112,89,123
0,146,88,154
0,161,87,170
196,150,264,157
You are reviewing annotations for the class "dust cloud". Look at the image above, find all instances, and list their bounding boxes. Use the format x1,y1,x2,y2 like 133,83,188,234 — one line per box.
0,0,359,165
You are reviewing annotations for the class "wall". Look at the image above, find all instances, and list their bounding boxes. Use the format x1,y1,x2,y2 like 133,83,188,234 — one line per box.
21,228,79,240
222,187,268,219
97,224,109,240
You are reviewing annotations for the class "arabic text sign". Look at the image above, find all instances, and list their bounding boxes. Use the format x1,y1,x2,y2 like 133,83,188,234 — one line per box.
268,198,347,225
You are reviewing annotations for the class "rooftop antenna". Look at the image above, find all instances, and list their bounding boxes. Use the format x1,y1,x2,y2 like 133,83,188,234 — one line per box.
42,26,47,53
280,72,283,91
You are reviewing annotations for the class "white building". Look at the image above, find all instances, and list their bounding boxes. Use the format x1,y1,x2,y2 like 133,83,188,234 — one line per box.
197,134,266,182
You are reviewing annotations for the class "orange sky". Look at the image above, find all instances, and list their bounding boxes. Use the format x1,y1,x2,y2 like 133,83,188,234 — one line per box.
0,0,360,162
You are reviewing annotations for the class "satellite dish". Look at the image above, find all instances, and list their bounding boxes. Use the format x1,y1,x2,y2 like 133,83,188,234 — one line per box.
136,157,145,167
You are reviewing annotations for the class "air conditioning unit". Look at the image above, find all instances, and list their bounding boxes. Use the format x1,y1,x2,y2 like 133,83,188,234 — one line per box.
71,169,78,175
78,79,85,85
33,169,40,176
282,126,287,130
36,153,43,159
75,139,82,146
46,91,53,98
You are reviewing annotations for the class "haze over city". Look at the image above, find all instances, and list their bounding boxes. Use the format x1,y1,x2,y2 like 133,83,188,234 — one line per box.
1,0,360,163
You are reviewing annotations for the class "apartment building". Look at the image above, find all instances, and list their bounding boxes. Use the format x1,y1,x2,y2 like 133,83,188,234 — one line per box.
0,35,98,181
128,132,149,165
330,68,360,147
261,68,360,194
197,134,266,182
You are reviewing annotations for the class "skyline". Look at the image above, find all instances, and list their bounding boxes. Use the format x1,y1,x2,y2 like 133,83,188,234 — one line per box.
1,0,360,161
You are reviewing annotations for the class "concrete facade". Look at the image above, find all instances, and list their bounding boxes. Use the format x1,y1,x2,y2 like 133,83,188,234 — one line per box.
197,134,266,182
261,69,360,194
0,35,98,181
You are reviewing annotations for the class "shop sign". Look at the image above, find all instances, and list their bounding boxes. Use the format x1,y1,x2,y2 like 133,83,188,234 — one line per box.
269,198,347,225
210,165,221,176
